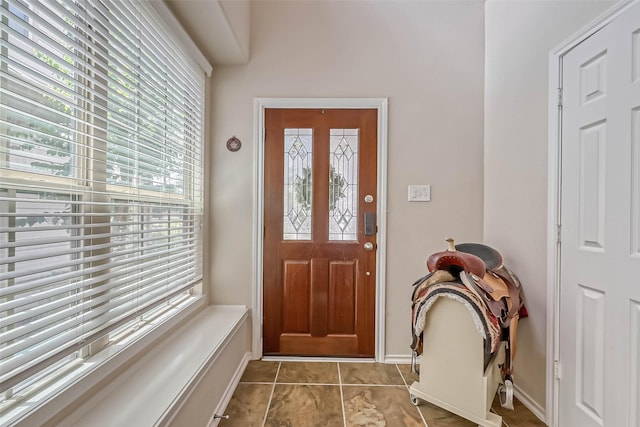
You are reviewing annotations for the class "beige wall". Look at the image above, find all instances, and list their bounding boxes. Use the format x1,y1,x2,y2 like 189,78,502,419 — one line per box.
206,0,619,417
208,0,485,356
484,0,615,413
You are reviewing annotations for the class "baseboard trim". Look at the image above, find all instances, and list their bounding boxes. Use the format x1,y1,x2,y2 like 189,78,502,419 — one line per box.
261,356,376,363
514,383,546,423
384,354,413,364
208,351,252,427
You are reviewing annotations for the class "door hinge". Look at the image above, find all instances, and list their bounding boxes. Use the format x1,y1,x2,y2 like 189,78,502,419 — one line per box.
556,224,562,244
557,88,563,108
554,360,561,379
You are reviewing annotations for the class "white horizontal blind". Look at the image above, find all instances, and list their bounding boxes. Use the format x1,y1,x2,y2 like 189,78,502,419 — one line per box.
0,0,204,395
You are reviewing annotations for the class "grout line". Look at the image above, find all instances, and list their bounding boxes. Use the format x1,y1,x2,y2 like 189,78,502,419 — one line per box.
338,362,347,427
273,382,340,386
493,410,510,427
265,381,406,386
490,406,509,427
417,403,429,426
341,383,407,387
395,363,409,387
261,362,281,427
394,363,428,427
343,383,406,387
239,381,278,385
265,381,405,387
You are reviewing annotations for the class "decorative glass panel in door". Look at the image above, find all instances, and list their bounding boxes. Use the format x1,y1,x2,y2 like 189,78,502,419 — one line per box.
283,128,312,240
329,129,358,241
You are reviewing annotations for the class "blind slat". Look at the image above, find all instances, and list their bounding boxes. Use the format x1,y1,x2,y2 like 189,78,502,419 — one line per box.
0,0,205,401
0,277,195,390
0,259,198,345
0,249,200,314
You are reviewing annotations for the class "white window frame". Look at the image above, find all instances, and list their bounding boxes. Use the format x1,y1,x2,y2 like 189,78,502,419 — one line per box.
0,0,211,424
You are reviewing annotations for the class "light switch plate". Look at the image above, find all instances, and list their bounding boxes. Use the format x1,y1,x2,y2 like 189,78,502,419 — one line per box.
408,185,431,202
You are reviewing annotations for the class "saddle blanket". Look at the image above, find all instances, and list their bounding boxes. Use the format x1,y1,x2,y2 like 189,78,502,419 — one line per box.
412,281,501,357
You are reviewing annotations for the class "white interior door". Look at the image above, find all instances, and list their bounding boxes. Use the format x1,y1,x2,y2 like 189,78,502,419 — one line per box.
559,2,640,426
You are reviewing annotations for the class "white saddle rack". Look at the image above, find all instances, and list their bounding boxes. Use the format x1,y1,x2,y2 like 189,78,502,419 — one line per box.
409,296,509,427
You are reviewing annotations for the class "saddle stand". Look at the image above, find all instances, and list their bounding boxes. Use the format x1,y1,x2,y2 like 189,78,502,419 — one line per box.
408,239,526,426
409,297,505,427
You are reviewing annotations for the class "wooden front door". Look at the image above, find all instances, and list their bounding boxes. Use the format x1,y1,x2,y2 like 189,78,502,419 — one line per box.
263,108,377,357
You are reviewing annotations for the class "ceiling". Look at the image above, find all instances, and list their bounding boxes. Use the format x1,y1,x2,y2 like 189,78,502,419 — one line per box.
163,0,250,66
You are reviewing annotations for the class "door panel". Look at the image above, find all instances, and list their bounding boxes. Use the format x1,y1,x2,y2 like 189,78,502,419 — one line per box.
328,260,356,333
263,108,377,357
559,3,640,425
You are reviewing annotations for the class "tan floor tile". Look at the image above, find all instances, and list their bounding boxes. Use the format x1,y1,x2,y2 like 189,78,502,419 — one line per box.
277,361,339,384
415,399,477,426
223,361,546,427
491,395,547,426
218,383,272,427
240,360,280,383
396,363,420,386
265,384,343,427
343,385,424,427
340,362,405,385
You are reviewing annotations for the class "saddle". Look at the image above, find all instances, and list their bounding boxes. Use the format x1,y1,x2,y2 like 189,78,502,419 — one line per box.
426,239,523,328
415,238,527,409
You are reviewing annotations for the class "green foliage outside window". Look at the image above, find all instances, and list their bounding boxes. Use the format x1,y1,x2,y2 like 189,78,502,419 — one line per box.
294,166,347,212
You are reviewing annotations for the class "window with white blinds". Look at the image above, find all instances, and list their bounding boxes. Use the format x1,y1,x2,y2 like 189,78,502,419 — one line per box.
0,0,204,403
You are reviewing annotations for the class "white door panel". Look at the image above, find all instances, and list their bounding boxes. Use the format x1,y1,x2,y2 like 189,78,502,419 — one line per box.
560,2,640,426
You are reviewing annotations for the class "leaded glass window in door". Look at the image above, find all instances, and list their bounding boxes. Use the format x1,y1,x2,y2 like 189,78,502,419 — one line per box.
329,129,358,241
283,128,313,240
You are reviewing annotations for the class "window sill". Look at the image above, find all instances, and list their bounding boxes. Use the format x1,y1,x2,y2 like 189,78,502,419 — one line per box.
6,299,249,427
57,304,249,426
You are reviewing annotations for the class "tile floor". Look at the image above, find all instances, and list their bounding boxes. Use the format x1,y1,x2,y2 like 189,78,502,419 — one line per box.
218,361,547,427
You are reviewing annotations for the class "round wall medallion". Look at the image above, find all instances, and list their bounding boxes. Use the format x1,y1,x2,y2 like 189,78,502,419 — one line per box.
226,136,241,152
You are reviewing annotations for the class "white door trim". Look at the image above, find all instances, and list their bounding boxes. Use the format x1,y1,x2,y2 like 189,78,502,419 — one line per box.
252,98,389,362
546,2,635,425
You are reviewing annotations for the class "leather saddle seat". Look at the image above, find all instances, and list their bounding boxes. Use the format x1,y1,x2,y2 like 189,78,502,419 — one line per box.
427,239,523,328
455,242,503,270
426,241,485,278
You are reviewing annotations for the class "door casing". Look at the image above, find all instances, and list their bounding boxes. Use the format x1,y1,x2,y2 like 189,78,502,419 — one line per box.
546,1,635,425
252,98,388,361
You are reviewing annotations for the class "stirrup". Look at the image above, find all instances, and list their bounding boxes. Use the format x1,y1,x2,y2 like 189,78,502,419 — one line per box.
411,351,420,374
498,379,514,410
